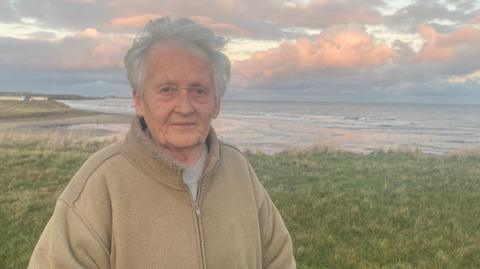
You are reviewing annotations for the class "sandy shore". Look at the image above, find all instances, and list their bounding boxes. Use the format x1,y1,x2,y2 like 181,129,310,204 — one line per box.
0,113,133,131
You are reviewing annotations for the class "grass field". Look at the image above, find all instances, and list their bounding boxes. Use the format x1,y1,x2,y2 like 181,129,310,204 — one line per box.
0,100,94,120
248,149,480,268
1,132,480,268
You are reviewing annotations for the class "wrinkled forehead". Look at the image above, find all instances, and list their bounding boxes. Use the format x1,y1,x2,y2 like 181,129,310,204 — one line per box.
148,39,212,64
143,40,215,89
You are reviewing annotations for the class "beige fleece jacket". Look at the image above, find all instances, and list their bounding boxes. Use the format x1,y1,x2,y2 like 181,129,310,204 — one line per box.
28,117,296,269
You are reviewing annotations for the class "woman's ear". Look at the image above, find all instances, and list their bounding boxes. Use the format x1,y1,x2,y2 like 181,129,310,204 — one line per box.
133,90,144,116
213,100,221,119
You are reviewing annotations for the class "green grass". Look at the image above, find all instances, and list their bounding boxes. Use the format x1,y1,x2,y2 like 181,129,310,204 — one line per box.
1,133,480,268
0,131,117,269
247,149,480,269
0,100,94,119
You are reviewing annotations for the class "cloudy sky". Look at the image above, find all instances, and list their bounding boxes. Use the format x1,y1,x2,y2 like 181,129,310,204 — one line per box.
1,0,479,104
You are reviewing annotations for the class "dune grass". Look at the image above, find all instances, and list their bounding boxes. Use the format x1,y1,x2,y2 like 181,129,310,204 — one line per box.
1,132,480,268
0,100,94,120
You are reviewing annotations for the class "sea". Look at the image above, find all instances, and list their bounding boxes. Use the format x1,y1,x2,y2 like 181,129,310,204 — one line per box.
59,98,480,155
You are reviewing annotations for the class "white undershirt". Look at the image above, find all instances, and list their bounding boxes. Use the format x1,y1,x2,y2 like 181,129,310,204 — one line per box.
182,143,208,200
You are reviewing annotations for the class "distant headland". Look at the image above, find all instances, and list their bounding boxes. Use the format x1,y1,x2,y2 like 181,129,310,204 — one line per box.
0,91,102,101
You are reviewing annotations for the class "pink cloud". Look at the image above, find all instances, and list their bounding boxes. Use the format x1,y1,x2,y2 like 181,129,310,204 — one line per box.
470,15,480,24
110,14,161,28
190,16,249,36
109,14,247,36
270,0,383,28
48,29,133,70
22,33,132,71
416,25,454,62
76,28,100,39
102,0,384,38
88,41,126,68
234,24,394,85
417,24,480,62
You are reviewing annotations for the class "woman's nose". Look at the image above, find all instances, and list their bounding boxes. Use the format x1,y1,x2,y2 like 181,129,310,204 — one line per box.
174,89,194,114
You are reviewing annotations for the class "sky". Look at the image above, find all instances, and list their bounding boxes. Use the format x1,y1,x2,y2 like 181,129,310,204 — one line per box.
0,0,479,104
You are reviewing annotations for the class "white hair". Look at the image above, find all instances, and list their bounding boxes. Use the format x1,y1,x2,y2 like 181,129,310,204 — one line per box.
124,17,231,101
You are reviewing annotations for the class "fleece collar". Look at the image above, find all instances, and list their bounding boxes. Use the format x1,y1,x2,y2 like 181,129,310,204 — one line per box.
120,116,221,190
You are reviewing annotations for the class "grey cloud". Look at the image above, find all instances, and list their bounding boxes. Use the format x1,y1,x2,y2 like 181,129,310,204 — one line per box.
447,0,479,12
392,40,416,64
97,0,385,39
0,0,16,22
199,0,384,38
82,0,289,39
3,0,479,41
266,0,384,29
156,0,290,39
0,36,61,69
0,68,129,96
13,0,111,31
385,0,479,32
0,0,395,41
0,35,127,71
433,54,480,77
0,34,130,96
228,18,287,40
27,31,58,40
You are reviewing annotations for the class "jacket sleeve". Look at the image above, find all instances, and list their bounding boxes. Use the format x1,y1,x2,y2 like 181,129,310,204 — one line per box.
249,164,296,269
28,199,110,269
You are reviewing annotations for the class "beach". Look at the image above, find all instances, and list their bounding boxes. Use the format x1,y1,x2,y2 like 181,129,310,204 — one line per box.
0,113,132,130
60,98,480,155
0,100,132,139
4,99,479,155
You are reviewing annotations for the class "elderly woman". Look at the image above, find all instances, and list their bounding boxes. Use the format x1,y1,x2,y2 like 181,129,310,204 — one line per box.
29,17,295,269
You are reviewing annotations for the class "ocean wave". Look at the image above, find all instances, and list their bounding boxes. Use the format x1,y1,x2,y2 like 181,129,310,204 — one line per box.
59,98,480,155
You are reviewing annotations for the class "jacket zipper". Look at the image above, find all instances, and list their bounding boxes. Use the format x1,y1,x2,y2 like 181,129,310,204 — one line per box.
193,199,206,269
184,173,207,269
184,160,219,269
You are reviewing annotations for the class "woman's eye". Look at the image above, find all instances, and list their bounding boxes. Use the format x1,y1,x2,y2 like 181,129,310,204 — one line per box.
159,87,175,94
193,88,207,96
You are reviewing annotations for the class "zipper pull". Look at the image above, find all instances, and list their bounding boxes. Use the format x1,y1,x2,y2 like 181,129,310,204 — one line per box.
194,202,201,217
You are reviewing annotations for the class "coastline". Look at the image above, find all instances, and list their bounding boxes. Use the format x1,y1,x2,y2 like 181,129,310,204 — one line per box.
0,100,132,132
1,99,479,156
2,112,478,156
0,113,133,131
60,98,480,155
